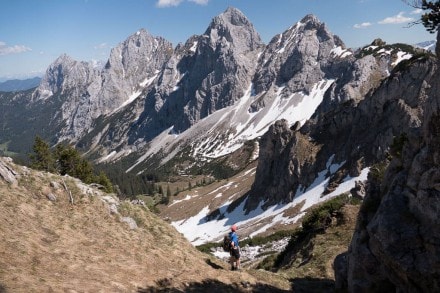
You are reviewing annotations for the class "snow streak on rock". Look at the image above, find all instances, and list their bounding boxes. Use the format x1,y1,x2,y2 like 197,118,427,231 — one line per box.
172,164,369,245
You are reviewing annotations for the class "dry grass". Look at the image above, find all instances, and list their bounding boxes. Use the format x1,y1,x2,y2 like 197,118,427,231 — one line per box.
0,160,286,292
159,161,257,225
279,204,359,280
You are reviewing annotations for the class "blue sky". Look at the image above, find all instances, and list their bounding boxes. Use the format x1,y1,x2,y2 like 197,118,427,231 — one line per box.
0,0,434,81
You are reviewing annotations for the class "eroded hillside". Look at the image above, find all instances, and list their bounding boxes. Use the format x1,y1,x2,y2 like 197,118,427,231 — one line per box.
0,157,289,292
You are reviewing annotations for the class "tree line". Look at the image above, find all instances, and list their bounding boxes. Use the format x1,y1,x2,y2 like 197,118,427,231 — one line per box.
29,136,113,193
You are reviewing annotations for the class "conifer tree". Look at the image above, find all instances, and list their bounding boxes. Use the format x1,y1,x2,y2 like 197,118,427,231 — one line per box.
29,136,114,193
166,185,171,198
404,0,440,32
30,136,56,172
97,171,114,193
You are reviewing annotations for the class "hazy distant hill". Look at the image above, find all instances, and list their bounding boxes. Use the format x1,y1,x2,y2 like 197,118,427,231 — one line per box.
416,40,436,52
0,77,41,92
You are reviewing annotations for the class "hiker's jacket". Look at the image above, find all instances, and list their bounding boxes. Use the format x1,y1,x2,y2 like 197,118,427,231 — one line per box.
229,231,239,248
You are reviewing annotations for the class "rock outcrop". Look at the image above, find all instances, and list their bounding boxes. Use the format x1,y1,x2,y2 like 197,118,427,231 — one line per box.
127,7,264,139
33,29,173,141
0,8,431,185
0,157,19,186
334,51,440,291
247,49,437,211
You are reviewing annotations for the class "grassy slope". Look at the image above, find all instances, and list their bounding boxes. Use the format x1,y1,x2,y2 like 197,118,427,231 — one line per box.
258,204,360,292
0,160,288,292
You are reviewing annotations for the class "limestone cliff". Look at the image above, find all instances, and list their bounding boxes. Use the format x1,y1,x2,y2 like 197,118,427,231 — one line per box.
246,50,437,211
334,48,440,291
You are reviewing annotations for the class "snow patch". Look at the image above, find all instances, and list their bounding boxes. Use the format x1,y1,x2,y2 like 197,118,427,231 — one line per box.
275,22,302,54
111,74,158,114
38,89,53,100
377,48,392,55
172,162,370,245
193,79,334,159
331,46,352,58
365,45,378,51
168,194,193,206
131,78,335,169
391,51,412,66
140,74,158,87
190,41,198,52
98,151,117,163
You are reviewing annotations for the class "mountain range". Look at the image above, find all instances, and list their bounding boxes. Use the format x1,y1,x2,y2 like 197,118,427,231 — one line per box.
0,6,435,209
0,77,41,92
1,6,440,291
0,6,436,206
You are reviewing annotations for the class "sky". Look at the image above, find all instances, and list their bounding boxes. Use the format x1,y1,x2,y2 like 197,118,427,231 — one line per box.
0,0,435,81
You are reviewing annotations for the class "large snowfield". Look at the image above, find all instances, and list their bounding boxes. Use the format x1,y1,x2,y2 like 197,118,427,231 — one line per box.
172,161,369,246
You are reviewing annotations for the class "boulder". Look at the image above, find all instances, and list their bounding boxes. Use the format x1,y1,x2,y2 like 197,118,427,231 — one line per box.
121,217,138,230
0,157,18,186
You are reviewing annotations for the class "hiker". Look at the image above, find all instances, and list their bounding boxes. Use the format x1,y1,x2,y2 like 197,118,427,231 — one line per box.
229,224,240,270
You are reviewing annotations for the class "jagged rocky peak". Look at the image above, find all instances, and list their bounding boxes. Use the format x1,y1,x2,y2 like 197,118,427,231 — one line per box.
132,6,264,135
105,29,173,78
300,14,322,29
34,54,99,101
96,28,173,114
268,13,345,52
204,6,262,51
252,13,348,102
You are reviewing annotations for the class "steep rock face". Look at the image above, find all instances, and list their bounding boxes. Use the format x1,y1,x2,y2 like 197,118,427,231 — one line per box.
334,59,440,291
127,7,263,140
250,15,346,110
1,9,429,184
98,29,173,114
33,30,173,141
247,54,437,211
88,13,417,175
247,120,320,211
34,54,100,102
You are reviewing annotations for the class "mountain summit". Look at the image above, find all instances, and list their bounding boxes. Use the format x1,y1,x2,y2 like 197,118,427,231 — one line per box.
205,7,262,51
0,8,427,201
32,29,173,142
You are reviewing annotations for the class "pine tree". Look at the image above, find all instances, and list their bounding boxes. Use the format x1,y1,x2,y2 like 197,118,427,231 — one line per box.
404,1,440,32
421,1,440,32
30,136,56,172
29,137,114,193
97,171,114,193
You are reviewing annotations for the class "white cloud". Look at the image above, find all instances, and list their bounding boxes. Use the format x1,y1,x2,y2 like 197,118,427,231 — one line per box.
378,12,414,24
353,22,372,29
0,41,32,56
94,42,108,50
156,0,209,7
156,0,183,7
189,0,209,4
411,8,423,15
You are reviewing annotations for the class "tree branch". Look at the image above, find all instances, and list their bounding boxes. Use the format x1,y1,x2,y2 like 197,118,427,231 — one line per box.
61,177,74,204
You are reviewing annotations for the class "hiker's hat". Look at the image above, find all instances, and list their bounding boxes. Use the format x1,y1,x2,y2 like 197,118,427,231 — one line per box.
231,224,237,232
